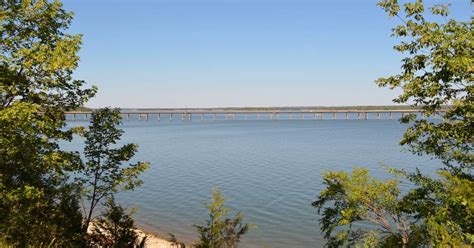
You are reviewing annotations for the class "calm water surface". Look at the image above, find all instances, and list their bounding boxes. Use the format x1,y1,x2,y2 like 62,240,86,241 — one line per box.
65,117,441,247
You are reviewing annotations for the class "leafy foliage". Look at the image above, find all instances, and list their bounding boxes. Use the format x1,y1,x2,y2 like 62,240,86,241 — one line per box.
376,0,473,173
1,1,150,246
315,1,473,247
313,168,424,247
194,189,251,248
314,167,474,247
82,108,150,232
394,168,474,246
90,197,147,248
0,0,95,245
1,0,96,110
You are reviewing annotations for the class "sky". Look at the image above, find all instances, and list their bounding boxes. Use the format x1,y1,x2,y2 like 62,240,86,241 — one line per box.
62,0,472,108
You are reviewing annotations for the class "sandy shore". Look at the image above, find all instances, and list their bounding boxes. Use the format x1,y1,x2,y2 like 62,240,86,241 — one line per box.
88,221,188,248
135,229,187,248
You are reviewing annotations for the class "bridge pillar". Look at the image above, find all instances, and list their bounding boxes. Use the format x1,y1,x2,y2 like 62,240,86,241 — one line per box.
138,114,141,121
364,113,368,120
127,113,130,121
157,113,160,121
320,113,323,120
146,113,149,121
389,112,393,119
377,113,381,120
170,113,173,121
84,113,88,121
72,114,76,121
345,112,348,120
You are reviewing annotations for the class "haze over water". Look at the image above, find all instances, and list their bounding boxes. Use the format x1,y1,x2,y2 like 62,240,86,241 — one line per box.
64,116,441,247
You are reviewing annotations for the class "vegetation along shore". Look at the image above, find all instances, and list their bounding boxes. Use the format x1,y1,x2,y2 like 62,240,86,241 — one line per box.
0,0,471,247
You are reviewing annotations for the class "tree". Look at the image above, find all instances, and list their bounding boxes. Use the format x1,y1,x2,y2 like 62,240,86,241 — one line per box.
313,168,426,247
375,0,473,174
1,0,95,245
194,189,251,248
1,1,152,246
375,0,473,244
82,108,149,232
1,0,96,110
396,168,474,246
89,197,147,248
314,0,473,247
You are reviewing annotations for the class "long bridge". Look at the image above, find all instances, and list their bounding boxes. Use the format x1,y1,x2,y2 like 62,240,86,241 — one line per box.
65,108,444,121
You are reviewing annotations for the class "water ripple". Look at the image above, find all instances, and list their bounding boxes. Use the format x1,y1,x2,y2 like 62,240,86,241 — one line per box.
62,120,442,247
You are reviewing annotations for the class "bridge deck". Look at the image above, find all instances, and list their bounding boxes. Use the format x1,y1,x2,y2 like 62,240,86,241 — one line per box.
66,109,438,115
64,109,446,121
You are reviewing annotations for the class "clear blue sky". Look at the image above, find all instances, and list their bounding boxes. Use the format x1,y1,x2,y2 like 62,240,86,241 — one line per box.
62,0,471,108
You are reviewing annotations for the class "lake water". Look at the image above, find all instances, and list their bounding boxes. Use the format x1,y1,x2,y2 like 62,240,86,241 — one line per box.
64,115,441,247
